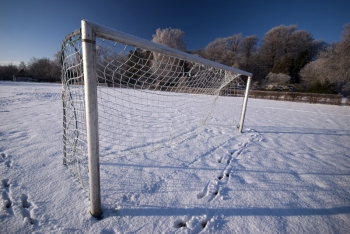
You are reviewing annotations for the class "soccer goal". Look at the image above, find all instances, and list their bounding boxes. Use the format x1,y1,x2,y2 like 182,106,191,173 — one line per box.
61,20,252,217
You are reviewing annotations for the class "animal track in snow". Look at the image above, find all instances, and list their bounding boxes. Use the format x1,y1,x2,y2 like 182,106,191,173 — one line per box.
0,152,12,168
174,216,210,232
21,194,31,209
0,154,13,211
14,193,35,225
2,190,12,209
2,179,10,188
175,220,187,228
0,152,37,225
197,192,205,199
4,160,11,168
198,130,262,201
197,181,209,199
198,179,221,202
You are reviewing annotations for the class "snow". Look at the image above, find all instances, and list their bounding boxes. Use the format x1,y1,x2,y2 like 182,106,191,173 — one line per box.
1,81,350,233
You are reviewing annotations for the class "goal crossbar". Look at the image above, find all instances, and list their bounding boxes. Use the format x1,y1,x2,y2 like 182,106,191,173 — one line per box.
85,20,252,77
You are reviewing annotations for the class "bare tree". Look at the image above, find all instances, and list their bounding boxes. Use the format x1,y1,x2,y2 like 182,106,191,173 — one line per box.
0,63,18,80
28,57,60,81
53,51,61,67
18,61,26,71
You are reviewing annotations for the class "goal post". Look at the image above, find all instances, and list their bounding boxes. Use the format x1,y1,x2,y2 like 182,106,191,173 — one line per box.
81,21,102,218
61,19,252,217
239,76,252,133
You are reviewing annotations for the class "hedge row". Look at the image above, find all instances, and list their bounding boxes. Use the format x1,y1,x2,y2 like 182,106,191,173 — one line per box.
248,91,346,105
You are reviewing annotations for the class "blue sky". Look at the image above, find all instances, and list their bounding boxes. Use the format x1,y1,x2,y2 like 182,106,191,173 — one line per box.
1,0,349,65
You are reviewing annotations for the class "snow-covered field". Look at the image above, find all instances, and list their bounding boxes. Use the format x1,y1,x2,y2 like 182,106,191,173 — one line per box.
1,81,350,233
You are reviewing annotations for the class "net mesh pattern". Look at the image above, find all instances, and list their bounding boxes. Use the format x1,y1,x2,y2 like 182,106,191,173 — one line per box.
61,30,247,188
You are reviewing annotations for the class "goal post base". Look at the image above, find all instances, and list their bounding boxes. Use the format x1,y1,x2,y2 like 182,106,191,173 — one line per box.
90,210,103,220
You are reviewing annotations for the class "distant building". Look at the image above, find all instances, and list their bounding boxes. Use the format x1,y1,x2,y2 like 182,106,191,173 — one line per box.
13,69,38,82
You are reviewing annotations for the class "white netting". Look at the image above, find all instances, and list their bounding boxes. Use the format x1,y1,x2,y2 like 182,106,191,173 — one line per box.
61,29,247,188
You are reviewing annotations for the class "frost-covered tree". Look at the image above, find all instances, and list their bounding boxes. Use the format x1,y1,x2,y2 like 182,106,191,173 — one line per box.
265,72,291,85
151,28,187,88
238,35,259,70
300,59,328,85
300,23,350,94
258,25,298,71
204,37,230,65
121,49,154,86
203,34,242,66
203,33,258,69
152,28,186,51
329,23,350,84
258,24,323,83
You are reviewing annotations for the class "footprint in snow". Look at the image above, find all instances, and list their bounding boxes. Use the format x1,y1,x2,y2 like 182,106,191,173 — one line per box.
175,220,187,228
2,179,10,188
16,194,35,225
1,152,12,168
0,152,37,225
4,160,11,168
174,216,209,231
2,190,12,209
21,194,31,209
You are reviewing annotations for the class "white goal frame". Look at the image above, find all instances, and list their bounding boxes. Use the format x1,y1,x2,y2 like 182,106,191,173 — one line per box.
66,20,252,217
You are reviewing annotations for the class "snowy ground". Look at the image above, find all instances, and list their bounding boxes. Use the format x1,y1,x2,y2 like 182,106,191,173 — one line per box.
1,81,350,233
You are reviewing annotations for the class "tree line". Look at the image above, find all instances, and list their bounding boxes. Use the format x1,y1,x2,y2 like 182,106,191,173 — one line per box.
153,23,350,95
1,23,349,95
0,52,61,82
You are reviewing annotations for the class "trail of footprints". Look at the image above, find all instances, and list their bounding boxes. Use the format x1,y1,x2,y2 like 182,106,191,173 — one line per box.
197,130,261,202
1,152,36,226
174,130,262,231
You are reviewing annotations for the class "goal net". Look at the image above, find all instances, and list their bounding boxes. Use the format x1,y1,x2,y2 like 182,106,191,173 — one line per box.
61,20,252,217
